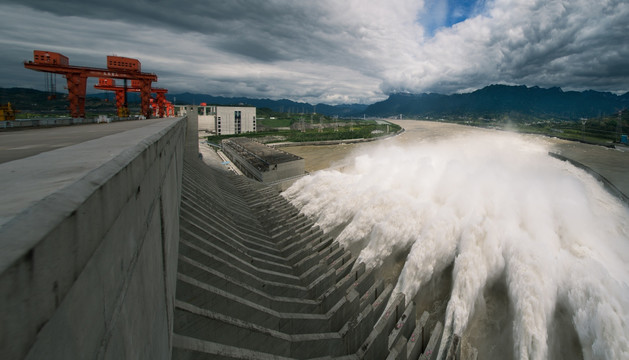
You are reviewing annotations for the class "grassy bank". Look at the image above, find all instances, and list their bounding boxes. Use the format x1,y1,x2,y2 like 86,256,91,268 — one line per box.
207,119,401,145
413,112,628,146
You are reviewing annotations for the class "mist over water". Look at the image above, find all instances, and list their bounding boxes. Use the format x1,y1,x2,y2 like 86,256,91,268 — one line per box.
283,131,629,359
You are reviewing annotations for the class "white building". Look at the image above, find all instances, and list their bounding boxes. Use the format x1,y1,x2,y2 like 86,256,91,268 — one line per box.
176,105,256,135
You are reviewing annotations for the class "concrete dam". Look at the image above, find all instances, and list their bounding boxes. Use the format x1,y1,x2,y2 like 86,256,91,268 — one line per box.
0,112,462,359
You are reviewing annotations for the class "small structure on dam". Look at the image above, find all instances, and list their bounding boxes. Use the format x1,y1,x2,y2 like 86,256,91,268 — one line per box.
222,137,305,185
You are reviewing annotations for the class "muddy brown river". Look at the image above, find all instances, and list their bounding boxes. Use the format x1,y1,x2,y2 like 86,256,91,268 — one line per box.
280,120,629,360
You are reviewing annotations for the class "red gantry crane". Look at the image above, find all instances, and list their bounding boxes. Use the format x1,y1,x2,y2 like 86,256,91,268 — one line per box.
94,78,174,118
24,50,161,118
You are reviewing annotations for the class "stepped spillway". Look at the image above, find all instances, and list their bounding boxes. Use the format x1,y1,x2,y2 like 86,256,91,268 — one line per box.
171,158,461,359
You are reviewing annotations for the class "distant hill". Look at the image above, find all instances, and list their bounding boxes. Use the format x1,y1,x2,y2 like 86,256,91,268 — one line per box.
0,88,368,117
366,85,629,120
0,87,111,112
160,93,368,117
3,85,628,120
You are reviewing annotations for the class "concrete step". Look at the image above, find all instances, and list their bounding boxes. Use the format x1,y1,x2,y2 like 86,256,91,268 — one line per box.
356,293,406,359
293,241,339,274
359,279,385,310
174,160,455,360
177,276,364,335
180,207,279,258
181,189,265,237
318,263,366,312
175,301,346,358
180,196,271,240
278,230,327,258
177,259,320,314
172,334,296,360
179,240,307,295
180,215,284,263
180,227,296,276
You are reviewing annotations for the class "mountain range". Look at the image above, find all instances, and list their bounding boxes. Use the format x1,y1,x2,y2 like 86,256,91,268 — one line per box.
161,93,368,117
2,85,628,120
365,85,629,120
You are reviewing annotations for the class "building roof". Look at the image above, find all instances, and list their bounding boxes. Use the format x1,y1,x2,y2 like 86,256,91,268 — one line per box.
223,137,302,170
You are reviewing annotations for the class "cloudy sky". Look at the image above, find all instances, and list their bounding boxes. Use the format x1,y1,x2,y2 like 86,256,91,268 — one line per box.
1,0,628,104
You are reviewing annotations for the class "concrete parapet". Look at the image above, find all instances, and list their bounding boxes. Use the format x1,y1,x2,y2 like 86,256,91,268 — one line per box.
388,302,416,349
358,293,406,359
387,336,408,360
548,151,629,203
420,322,443,360
0,116,142,129
407,311,430,360
0,117,187,359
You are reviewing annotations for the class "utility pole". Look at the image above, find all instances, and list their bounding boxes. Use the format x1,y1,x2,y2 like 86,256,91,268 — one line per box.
617,110,623,142
581,118,587,141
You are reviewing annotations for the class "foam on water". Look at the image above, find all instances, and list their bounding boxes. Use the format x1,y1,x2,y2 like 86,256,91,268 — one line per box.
283,132,629,359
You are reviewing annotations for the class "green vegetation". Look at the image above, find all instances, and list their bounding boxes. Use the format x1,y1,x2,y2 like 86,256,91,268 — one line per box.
207,108,401,145
513,112,627,145
258,117,292,128
283,123,399,142
414,110,628,146
1,87,143,119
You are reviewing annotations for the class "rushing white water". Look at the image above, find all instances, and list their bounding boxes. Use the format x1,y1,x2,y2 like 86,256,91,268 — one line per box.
283,131,629,359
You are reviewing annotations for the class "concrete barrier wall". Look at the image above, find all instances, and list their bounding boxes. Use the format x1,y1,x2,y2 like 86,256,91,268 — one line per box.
0,116,151,129
0,117,188,359
548,151,629,204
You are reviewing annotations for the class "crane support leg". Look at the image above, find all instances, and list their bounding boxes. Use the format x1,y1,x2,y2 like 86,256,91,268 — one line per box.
115,89,125,110
66,73,87,118
139,80,152,119
157,92,166,118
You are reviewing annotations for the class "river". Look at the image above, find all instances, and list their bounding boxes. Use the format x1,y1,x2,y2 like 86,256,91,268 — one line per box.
281,120,629,360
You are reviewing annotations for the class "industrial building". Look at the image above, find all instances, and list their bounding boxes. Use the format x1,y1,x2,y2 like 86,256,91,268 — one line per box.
222,137,304,185
176,104,256,135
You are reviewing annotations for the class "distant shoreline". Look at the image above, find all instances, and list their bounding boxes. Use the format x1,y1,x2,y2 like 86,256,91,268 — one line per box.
268,128,405,148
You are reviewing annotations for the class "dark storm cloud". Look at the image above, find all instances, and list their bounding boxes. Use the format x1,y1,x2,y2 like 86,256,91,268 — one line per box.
497,0,629,84
1,0,628,104
382,0,629,96
10,0,338,63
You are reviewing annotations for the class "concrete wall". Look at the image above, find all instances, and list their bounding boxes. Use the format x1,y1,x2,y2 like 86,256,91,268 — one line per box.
175,105,256,135
0,117,188,359
216,106,256,135
220,142,263,181
549,152,629,204
221,140,304,184
264,160,305,183
197,106,217,133
0,116,150,129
